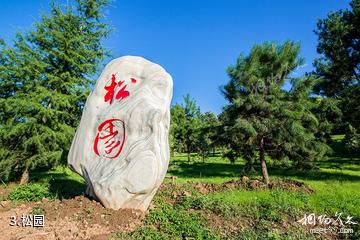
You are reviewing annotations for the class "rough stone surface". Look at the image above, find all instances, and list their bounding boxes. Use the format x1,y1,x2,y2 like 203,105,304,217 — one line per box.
68,56,173,211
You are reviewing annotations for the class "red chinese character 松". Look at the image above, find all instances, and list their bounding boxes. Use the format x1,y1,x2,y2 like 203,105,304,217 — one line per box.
104,74,136,104
93,119,125,159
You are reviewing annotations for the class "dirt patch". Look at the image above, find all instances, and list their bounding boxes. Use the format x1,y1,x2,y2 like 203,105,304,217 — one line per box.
267,179,314,193
0,196,144,240
206,211,253,237
0,183,16,201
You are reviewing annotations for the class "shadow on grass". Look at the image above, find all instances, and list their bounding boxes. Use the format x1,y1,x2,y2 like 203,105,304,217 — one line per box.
169,161,360,182
48,178,86,200
168,162,242,179
267,166,360,182
30,169,86,200
316,158,360,169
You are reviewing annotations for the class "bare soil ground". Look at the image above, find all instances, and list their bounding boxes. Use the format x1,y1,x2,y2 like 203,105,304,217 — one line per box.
0,196,144,240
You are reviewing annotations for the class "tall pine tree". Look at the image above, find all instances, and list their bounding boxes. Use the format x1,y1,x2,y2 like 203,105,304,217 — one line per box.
314,0,360,132
221,42,330,184
0,0,111,183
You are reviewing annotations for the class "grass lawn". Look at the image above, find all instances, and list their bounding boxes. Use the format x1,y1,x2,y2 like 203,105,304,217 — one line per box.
3,136,360,239
156,151,359,239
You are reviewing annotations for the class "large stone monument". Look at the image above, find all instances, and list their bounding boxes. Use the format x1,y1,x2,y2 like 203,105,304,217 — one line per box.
68,56,173,211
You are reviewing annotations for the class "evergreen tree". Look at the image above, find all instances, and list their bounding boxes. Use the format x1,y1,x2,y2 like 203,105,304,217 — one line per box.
198,112,220,162
0,0,111,182
170,104,187,155
221,42,330,184
314,0,360,130
169,95,203,162
343,124,360,155
182,94,202,162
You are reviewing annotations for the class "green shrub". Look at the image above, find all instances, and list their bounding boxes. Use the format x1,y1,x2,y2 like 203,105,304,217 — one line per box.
8,183,56,202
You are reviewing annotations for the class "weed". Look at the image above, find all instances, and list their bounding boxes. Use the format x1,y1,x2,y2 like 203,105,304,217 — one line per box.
8,183,56,202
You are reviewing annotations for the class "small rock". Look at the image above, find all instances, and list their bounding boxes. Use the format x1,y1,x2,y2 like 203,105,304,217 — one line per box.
182,191,191,197
148,203,155,210
241,176,250,183
249,180,260,189
0,200,10,208
41,197,49,203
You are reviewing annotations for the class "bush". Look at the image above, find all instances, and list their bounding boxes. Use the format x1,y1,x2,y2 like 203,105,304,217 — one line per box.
8,183,56,202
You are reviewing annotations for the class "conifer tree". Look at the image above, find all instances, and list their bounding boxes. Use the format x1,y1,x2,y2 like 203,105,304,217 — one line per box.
169,95,203,162
314,0,360,131
198,112,220,162
0,0,111,182
221,42,330,184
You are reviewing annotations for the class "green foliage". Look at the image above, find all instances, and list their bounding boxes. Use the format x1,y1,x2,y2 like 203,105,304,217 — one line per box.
311,97,342,142
0,0,111,181
313,0,359,98
170,95,209,162
183,94,201,119
222,150,237,164
8,183,56,202
198,112,220,161
170,95,221,162
181,94,203,161
221,41,331,181
170,104,187,154
314,0,360,132
343,125,360,155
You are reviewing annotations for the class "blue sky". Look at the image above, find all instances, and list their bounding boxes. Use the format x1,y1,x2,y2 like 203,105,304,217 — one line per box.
0,0,350,114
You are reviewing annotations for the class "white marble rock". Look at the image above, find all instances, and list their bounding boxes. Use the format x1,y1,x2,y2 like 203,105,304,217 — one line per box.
68,56,173,211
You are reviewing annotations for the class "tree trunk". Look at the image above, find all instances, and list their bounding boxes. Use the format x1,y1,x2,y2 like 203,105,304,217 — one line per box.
187,151,191,163
259,138,269,185
20,167,29,185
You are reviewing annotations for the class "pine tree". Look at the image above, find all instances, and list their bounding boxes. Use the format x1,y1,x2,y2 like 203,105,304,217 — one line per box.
170,104,187,156
182,94,203,162
314,0,360,131
0,0,111,182
221,42,330,184
198,112,220,162
169,95,203,162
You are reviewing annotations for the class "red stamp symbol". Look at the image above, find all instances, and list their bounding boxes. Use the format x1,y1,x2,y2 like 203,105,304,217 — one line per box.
93,119,125,159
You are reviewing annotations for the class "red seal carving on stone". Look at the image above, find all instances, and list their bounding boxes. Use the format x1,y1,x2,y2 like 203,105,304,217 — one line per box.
93,119,125,159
